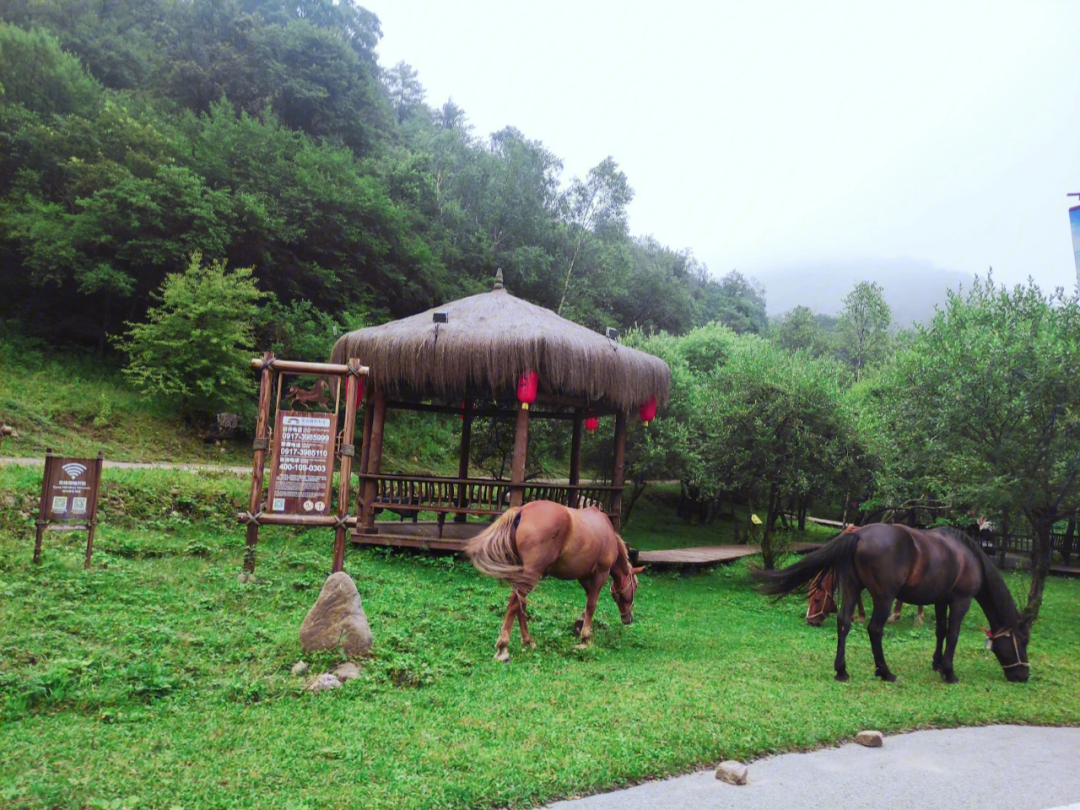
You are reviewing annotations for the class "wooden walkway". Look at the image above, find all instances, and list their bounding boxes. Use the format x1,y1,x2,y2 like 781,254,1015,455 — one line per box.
636,542,822,566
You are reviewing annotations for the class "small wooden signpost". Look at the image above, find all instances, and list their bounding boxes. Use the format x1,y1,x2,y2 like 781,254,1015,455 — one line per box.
238,353,367,577
34,450,104,568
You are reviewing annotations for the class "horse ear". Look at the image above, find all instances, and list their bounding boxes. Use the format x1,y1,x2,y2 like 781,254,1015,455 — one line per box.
631,566,645,575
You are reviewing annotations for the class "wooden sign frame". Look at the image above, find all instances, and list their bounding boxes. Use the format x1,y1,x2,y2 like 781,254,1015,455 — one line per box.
34,450,104,568
238,353,368,576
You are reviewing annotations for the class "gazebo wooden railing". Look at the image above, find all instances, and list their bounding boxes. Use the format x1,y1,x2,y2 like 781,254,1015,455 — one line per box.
357,472,623,535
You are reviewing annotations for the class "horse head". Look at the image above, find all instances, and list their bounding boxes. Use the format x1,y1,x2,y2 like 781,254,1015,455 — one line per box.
611,565,645,624
983,622,1031,682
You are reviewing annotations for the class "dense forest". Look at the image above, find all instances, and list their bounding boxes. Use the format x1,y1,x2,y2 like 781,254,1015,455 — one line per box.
0,0,758,355
1,1,1079,621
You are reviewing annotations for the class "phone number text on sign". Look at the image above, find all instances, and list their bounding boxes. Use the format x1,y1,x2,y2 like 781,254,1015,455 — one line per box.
267,411,337,515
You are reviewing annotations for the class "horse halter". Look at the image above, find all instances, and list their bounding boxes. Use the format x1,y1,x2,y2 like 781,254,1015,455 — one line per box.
985,627,1030,669
611,570,637,598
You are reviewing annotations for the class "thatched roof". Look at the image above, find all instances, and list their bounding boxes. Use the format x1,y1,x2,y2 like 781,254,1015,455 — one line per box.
330,282,670,412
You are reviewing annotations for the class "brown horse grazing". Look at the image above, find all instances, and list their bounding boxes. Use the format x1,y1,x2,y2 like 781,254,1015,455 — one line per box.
464,500,644,662
755,523,1030,683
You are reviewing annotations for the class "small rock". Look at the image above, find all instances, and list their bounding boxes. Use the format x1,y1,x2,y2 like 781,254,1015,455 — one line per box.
290,661,309,677
333,662,361,682
715,761,748,785
305,673,342,693
855,730,884,747
300,572,373,657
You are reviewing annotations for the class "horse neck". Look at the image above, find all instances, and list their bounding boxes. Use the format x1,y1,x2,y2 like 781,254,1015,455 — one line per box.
973,559,1020,632
610,540,632,581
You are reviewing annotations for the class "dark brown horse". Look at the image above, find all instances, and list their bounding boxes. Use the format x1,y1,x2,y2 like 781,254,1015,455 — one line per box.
755,523,1029,683
465,501,644,662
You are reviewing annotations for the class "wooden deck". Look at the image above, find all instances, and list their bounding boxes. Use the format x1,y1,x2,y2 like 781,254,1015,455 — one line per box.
636,542,822,567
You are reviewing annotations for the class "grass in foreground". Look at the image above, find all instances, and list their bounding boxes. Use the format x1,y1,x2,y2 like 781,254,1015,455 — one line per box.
1,470,1078,810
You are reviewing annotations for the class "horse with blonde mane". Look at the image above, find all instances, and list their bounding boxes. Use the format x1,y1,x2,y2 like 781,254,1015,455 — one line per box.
464,500,644,662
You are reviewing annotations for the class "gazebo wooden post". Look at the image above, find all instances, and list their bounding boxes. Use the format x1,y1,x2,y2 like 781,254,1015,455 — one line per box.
610,410,627,530
359,392,374,475
455,399,473,522
509,404,530,507
361,389,387,532
568,407,584,508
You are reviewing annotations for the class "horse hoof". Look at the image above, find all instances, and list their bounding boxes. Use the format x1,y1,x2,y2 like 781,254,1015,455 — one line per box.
886,615,899,624
574,642,590,650
880,672,897,683
494,649,510,663
834,672,849,682
523,640,537,649
573,619,584,636
943,673,959,684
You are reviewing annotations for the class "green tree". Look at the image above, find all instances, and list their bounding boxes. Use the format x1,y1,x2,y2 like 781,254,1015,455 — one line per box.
867,276,1080,621
774,305,831,357
115,252,266,419
710,270,767,334
699,338,868,567
837,280,891,380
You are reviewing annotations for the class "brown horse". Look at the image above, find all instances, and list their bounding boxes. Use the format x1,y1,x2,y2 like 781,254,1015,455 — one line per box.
464,500,644,662
755,523,1030,683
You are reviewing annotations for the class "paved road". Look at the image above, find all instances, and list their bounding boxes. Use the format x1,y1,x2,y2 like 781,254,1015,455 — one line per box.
544,726,1080,810
0,456,250,474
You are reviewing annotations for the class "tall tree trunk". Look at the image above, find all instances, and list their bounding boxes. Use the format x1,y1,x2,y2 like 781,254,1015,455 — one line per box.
761,483,780,569
797,497,807,532
1023,508,1056,623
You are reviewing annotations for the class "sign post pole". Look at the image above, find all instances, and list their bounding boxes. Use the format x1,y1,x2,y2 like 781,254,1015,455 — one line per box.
242,352,275,577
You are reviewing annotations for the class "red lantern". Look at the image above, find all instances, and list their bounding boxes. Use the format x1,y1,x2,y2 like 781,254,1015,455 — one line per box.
638,395,657,426
585,414,599,432
354,375,365,407
517,370,539,410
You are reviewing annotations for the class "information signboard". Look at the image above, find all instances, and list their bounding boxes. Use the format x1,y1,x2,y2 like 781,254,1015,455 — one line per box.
34,450,103,567
267,410,338,517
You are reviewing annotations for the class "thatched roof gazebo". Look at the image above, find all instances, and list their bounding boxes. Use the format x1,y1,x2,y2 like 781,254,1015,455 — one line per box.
331,271,671,549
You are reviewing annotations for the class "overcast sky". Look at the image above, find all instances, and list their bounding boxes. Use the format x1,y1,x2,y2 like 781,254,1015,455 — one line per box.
371,1,1080,292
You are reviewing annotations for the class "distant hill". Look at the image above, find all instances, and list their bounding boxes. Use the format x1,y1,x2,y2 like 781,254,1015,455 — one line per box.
752,258,974,327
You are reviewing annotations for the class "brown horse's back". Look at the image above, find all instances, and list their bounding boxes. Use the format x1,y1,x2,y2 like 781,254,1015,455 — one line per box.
517,502,620,582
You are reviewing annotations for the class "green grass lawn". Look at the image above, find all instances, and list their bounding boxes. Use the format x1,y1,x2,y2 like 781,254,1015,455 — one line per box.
1,468,1078,810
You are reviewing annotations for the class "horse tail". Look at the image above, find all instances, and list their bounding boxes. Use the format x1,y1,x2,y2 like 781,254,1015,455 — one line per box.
751,530,860,598
464,507,524,584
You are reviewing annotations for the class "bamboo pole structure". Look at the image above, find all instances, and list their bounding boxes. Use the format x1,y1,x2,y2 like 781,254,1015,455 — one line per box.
331,359,361,573
83,451,104,569
242,353,276,576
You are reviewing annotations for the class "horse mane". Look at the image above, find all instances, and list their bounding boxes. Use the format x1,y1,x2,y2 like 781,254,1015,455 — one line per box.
932,526,1023,627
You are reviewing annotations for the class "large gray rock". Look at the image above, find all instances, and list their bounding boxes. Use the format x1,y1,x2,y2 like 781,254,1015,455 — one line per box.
300,572,372,657
855,730,884,747
715,761,748,785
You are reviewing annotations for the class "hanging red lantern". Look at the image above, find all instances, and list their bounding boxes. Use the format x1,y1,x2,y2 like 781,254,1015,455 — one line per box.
354,375,365,407
517,370,539,410
585,414,599,432
638,395,658,426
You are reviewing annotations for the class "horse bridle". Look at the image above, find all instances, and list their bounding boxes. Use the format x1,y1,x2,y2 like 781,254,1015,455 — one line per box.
986,627,1030,670
611,570,637,598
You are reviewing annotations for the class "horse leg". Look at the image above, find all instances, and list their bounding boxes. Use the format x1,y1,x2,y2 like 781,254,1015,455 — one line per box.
494,591,521,662
574,573,607,648
834,583,860,681
887,599,903,623
867,596,897,682
856,594,866,623
914,605,925,626
932,602,948,672
516,589,537,650
938,597,972,684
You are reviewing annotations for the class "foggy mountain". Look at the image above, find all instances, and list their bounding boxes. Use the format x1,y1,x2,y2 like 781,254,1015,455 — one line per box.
752,258,975,327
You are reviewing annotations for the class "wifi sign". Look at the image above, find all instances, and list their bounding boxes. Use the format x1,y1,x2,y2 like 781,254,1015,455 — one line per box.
62,463,87,479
